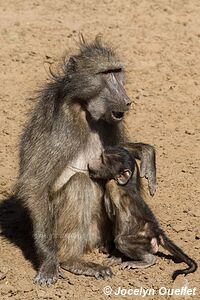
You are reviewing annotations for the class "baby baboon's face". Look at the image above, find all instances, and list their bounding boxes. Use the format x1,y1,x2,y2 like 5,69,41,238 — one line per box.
88,147,135,185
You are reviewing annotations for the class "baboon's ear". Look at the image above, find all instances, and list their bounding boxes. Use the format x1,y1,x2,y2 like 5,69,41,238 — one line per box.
116,169,132,186
79,33,86,45
67,56,78,72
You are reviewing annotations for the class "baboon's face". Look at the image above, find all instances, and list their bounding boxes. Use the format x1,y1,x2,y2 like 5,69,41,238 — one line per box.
88,147,134,185
87,70,132,123
88,151,121,180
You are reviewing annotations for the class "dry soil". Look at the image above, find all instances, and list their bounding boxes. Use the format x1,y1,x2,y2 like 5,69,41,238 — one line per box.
0,0,200,299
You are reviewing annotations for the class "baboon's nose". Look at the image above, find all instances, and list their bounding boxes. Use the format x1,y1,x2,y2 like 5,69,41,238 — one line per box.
123,95,132,108
123,98,132,111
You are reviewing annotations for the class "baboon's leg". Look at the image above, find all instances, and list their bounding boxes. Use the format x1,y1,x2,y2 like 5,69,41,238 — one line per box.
106,247,155,269
55,173,113,279
121,254,156,270
115,235,156,270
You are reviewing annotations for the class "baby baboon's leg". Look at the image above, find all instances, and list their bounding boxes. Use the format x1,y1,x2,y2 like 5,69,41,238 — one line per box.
106,248,155,269
54,172,113,279
115,235,156,270
121,254,156,270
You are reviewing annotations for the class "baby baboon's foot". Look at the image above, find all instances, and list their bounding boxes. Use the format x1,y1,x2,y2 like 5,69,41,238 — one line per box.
121,257,156,270
106,255,122,266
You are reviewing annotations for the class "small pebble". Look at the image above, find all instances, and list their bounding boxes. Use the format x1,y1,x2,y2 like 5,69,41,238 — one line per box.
172,224,186,233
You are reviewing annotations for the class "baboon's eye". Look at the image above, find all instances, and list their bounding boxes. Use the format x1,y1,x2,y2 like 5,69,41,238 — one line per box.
99,68,122,74
101,153,106,164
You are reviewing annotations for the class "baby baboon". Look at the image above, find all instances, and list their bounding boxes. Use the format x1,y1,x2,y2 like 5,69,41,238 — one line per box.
16,37,157,285
88,147,198,280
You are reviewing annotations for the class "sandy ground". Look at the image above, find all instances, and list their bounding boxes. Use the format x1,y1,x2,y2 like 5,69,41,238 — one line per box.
0,0,200,299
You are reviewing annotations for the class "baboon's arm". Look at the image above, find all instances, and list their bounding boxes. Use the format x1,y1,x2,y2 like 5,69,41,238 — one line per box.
120,142,156,196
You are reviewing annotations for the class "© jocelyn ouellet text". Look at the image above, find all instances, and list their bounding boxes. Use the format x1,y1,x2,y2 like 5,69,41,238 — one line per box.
103,285,197,297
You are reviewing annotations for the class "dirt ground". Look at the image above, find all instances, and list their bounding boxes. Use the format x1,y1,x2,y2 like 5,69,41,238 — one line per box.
0,0,200,299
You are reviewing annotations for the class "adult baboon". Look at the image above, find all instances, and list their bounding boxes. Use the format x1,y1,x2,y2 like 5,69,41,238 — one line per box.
16,37,156,285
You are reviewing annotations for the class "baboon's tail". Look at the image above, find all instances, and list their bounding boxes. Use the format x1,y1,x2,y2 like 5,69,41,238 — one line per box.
160,233,197,280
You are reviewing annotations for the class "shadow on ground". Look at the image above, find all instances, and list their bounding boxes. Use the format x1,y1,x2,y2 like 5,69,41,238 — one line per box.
0,196,180,273
0,195,38,270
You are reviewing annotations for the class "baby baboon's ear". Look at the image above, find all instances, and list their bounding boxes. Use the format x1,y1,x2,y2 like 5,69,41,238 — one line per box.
116,169,132,186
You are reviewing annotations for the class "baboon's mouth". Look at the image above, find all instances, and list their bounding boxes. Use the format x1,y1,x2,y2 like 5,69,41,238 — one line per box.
111,111,124,120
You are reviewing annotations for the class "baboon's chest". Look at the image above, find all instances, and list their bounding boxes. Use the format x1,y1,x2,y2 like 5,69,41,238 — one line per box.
71,130,103,169
53,131,103,192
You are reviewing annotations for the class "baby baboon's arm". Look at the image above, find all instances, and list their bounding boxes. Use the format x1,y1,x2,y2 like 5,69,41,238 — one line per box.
120,142,156,196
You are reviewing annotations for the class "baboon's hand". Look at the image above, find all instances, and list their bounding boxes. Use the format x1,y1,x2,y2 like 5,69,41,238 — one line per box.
34,260,65,286
93,265,113,280
140,148,156,196
120,142,157,196
71,263,113,279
